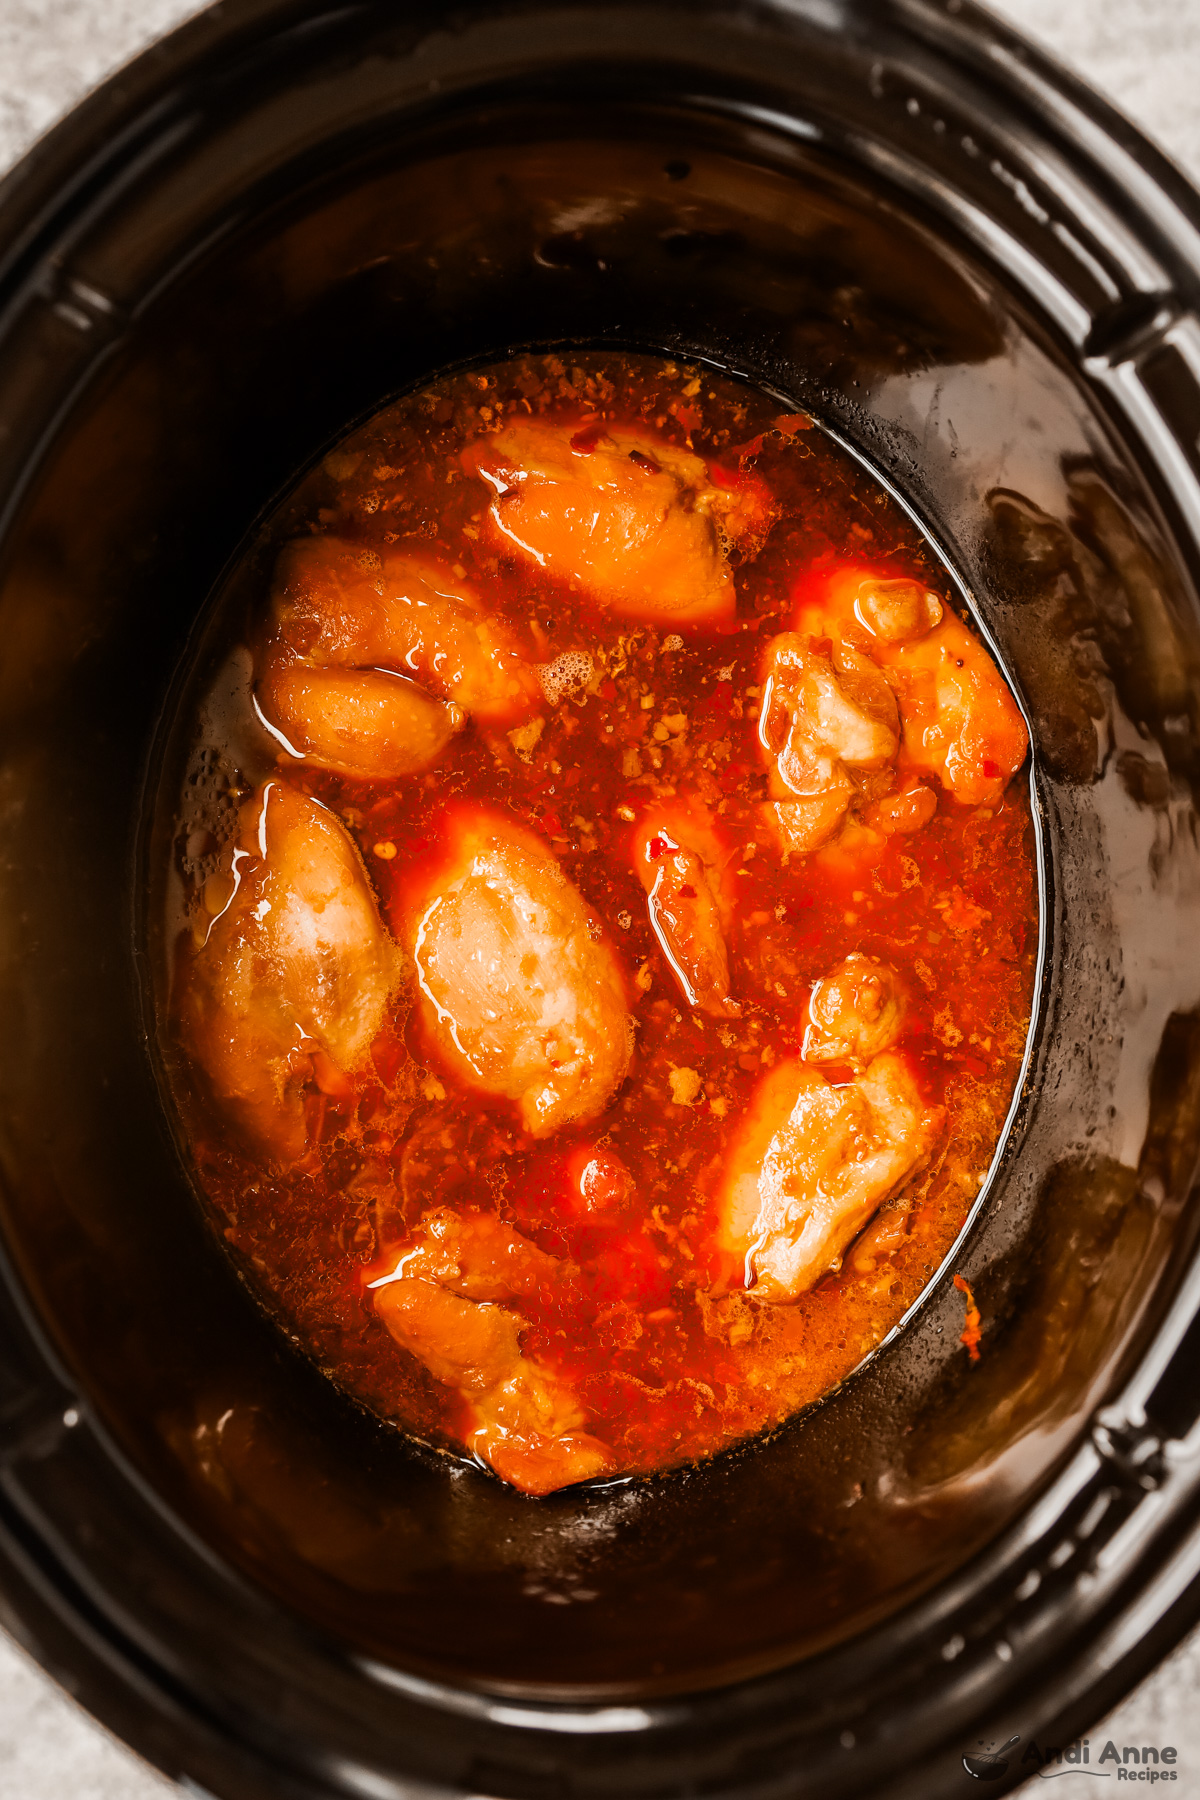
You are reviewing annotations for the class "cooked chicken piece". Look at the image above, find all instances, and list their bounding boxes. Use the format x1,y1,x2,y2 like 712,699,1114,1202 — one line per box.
372,1205,563,1301
865,782,939,836
633,812,737,1016
761,786,856,857
717,1051,942,1299
375,1277,524,1393
760,634,899,784
857,1051,938,1147
803,954,906,1066
757,632,899,854
372,1222,612,1496
257,536,539,778
798,571,1028,809
178,781,403,1164
260,664,463,779
854,577,943,643
464,418,766,624
476,1365,614,1496
881,609,1029,807
408,811,631,1136
849,1199,913,1273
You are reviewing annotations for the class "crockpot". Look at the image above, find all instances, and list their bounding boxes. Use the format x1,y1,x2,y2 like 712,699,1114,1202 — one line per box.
1,2,1199,1795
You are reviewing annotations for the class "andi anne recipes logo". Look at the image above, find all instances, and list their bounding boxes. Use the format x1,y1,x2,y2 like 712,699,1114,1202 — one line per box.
961,1734,1184,1782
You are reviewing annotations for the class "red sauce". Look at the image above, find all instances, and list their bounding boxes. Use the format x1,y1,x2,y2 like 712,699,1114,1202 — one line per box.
165,352,1038,1492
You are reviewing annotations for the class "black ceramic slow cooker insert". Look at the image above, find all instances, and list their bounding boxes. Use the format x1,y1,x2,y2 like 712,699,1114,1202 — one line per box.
1,3,1199,1797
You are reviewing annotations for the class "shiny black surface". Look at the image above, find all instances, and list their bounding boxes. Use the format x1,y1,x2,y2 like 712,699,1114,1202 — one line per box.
0,2,1199,1796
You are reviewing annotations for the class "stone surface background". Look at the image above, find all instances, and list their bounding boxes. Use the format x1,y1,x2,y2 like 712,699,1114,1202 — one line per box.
0,0,1198,1794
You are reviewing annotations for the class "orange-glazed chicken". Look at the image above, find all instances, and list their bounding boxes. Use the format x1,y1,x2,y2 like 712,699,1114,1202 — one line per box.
464,417,769,624
790,568,1030,813
164,352,1037,1496
175,781,403,1165
717,1052,943,1299
406,809,631,1136
370,1209,612,1494
758,632,900,853
257,535,540,778
803,953,907,1066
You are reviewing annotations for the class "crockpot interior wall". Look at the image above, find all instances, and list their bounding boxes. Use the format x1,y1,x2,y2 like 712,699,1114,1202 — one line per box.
0,34,1199,1708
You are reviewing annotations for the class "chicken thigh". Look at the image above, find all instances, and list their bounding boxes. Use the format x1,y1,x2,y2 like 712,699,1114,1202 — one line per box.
371,1208,611,1495
464,418,767,624
177,781,404,1164
880,607,1030,807
373,1205,564,1300
717,1051,942,1299
757,632,899,853
408,810,631,1136
798,571,1029,810
257,536,540,779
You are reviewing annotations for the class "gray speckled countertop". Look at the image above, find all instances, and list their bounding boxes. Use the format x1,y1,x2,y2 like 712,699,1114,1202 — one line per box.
0,2,1198,1794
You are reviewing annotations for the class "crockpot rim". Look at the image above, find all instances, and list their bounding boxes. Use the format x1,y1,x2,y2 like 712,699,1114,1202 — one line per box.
0,4,1199,1798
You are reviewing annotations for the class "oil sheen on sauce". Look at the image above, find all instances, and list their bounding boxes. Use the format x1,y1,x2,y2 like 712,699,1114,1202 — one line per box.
162,352,1038,1498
